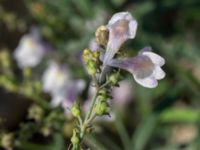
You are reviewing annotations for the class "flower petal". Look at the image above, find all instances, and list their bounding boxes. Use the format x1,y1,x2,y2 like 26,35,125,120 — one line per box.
103,12,137,64
153,66,165,80
139,46,152,54
128,20,137,38
108,55,155,78
42,61,70,94
51,94,64,107
134,75,158,88
142,51,165,66
108,12,133,26
103,45,119,64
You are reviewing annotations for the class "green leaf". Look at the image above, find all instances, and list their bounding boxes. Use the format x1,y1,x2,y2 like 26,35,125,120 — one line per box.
131,113,159,150
160,107,200,123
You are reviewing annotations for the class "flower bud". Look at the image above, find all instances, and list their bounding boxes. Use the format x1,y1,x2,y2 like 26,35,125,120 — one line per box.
40,125,51,137
28,104,44,122
98,90,112,101
108,73,119,85
95,25,109,47
71,103,81,118
99,89,108,96
92,51,100,60
87,60,97,75
1,133,14,150
95,100,110,116
71,129,79,145
83,49,92,62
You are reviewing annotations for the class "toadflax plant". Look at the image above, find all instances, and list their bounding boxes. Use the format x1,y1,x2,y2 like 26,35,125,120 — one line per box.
70,11,165,149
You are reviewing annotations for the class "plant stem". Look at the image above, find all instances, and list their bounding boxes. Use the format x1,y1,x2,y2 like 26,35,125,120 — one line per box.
99,65,107,83
85,89,99,122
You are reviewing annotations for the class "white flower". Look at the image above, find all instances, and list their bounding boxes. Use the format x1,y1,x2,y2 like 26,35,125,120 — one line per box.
51,79,86,109
42,61,70,95
108,47,165,88
103,11,138,64
14,30,46,68
42,61,85,108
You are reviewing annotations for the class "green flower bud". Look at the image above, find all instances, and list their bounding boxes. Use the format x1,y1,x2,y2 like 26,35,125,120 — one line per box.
28,104,44,122
99,90,107,97
87,60,97,75
71,103,81,118
95,100,110,116
98,95,106,102
83,48,92,63
1,133,14,150
98,90,112,101
71,129,79,145
40,125,51,137
87,67,96,75
108,73,119,85
92,51,100,60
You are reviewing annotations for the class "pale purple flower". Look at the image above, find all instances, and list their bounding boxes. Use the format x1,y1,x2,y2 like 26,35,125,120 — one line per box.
61,80,86,109
42,61,86,108
42,61,70,95
14,29,46,68
108,47,165,88
103,12,137,64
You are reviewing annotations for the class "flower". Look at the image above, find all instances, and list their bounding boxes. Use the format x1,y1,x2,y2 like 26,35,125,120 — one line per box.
103,12,137,64
13,28,46,68
42,61,70,95
108,47,165,88
61,79,86,109
42,61,85,108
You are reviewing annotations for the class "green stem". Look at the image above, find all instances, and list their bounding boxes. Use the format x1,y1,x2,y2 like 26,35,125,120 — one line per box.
75,64,109,149
85,90,99,122
100,80,110,89
86,114,97,124
99,65,107,83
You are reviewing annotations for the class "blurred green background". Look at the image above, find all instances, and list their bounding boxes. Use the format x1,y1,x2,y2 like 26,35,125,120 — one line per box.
0,0,200,150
